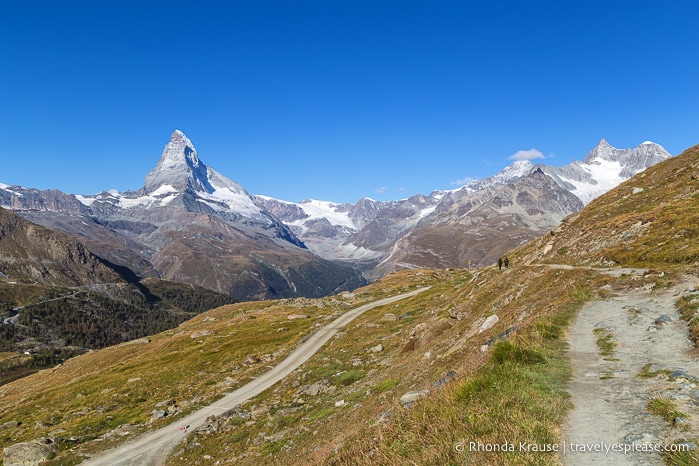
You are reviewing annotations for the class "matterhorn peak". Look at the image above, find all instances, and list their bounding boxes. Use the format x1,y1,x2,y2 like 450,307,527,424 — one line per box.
143,130,213,194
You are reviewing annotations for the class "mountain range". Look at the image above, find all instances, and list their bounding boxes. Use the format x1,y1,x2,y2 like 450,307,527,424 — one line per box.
0,131,671,297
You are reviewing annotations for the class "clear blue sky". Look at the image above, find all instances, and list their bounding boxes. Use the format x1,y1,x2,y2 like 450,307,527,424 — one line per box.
1,1,697,203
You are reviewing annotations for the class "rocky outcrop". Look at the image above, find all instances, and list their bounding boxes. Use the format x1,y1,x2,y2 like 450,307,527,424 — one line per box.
2,438,55,466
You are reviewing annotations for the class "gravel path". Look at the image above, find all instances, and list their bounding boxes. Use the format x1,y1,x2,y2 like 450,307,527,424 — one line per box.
80,287,431,466
563,274,699,465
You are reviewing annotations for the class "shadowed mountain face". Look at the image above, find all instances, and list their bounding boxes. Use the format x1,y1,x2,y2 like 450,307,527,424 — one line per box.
0,206,238,363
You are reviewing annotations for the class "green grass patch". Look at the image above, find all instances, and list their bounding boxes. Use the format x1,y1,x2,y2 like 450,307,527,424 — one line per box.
593,327,616,357
307,407,335,421
637,363,672,379
647,396,689,425
230,430,249,443
661,439,699,465
334,369,366,386
372,378,400,393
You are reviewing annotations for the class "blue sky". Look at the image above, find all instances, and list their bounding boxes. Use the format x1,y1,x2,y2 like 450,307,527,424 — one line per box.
1,1,697,203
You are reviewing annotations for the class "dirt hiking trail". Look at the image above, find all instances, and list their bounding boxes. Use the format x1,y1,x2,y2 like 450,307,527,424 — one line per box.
80,287,430,466
563,273,699,465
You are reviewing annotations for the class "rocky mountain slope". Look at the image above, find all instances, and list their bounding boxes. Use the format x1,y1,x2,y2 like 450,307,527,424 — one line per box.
262,139,671,273
1,131,365,301
0,134,673,297
0,206,238,383
0,143,695,466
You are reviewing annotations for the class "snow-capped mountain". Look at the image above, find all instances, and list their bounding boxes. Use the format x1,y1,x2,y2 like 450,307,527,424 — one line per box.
0,133,675,289
0,131,365,300
261,138,672,272
257,194,442,263
538,139,671,204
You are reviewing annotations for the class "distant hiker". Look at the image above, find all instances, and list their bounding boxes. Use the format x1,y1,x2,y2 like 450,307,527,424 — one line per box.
498,258,503,270
504,257,510,269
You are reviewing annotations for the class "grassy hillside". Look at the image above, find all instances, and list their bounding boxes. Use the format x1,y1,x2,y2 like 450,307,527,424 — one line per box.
1,145,698,465
2,265,662,465
513,144,699,270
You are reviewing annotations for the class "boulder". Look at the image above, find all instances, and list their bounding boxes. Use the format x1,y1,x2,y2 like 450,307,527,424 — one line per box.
3,438,55,466
369,344,384,353
400,389,429,406
478,314,500,334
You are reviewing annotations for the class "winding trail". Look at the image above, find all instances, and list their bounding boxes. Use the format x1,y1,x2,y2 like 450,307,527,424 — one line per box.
563,275,699,465
81,286,431,466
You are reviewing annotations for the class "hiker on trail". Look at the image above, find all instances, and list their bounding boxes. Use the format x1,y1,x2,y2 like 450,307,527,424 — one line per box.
498,258,503,270
504,257,510,269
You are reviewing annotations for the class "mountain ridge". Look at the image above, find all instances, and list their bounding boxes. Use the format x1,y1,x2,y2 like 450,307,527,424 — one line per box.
0,133,672,296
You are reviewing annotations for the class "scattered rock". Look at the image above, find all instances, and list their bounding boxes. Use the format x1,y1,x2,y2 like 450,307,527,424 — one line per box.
484,326,519,347
243,355,260,366
297,380,336,397
670,370,699,382
377,410,392,423
478,315,499,334
409,323,428,336
382,313,397,322
190,330,214,339
195,415,224,435
250,406,269,418
655,314,674,324
632,187,644,194
150,409,168,422
155,399,177,408
335,400,346,407
2,438,56,466
432,370,457,387
369,344,384,353
287,314,310,320
400,390,429,407
0,421,20,430
448,309,467,320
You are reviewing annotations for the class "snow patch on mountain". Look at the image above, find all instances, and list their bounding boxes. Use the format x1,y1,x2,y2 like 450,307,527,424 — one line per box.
560,159,626,204
0,183,25,198
74,195,96,207
296,200,356,230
